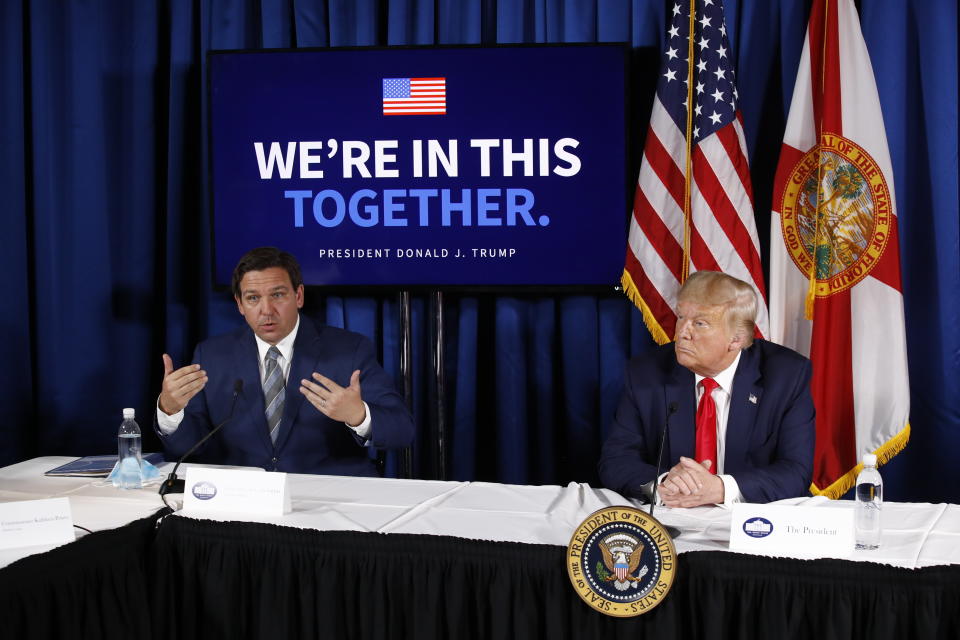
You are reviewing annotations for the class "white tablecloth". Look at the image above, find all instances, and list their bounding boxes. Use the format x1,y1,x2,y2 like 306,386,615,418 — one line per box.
3,456,958,570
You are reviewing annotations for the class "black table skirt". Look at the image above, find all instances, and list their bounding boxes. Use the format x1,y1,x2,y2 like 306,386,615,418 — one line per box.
0,512,157,638
3,512,958,639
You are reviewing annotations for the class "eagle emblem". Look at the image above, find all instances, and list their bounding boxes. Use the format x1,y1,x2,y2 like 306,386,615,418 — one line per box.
598,533,648,591
567,506,678,617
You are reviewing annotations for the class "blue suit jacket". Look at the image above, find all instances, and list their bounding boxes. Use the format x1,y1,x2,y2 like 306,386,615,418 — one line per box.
157,316,414,476
598,339,815,503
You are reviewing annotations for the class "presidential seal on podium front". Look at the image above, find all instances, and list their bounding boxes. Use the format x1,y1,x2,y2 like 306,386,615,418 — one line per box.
566,506,677,617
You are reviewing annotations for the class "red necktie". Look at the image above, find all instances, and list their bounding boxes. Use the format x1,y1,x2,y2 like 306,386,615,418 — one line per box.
695,378,719,474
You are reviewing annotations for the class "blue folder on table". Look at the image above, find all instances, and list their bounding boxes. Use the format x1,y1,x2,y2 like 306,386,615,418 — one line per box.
44,453,165,477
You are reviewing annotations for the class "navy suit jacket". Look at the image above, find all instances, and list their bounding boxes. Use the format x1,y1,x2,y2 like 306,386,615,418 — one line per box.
598,339,815,503
157,316,414,476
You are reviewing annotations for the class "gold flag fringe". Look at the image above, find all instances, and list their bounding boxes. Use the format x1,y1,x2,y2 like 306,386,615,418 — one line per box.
809,422,911,499
621,269,671,346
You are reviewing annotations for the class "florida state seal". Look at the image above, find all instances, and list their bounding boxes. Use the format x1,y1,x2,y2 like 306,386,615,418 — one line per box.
779,133,893,296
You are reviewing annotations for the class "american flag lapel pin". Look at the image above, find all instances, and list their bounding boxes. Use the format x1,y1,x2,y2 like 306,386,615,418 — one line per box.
748,394,758,404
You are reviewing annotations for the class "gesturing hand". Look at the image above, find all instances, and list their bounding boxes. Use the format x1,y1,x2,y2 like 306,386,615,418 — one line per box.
300,370,366,426
158,353,207,415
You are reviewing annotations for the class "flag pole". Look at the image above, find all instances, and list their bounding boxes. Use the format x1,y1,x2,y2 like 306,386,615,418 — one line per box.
806,0,832,320
681,0,697,283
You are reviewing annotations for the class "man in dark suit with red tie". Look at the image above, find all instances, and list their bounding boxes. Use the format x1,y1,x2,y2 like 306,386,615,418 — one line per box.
599,271,815,507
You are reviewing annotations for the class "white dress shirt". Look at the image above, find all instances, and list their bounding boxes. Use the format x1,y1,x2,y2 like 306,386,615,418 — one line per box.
693,350,744,507
657,351,745,508
157,316,371,439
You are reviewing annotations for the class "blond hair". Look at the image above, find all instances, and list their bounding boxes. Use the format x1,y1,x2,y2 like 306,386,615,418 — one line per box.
677,271,758,347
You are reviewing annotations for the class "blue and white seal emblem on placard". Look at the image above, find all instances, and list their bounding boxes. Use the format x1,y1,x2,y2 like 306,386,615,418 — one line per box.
191,481,217,501
742,517,774,538
566,507,677,617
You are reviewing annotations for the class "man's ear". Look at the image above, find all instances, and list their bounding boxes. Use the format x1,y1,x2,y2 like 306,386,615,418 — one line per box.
728,329,746,352
235,296,244,315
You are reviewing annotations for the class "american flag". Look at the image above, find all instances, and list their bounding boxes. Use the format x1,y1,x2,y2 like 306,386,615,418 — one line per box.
622,0,768,343
382,77,446,115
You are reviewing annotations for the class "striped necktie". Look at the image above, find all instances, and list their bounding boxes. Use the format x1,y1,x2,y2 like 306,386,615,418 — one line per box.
263,346,285,443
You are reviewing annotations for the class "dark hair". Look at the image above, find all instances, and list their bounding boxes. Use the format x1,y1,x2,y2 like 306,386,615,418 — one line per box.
231,247,303,298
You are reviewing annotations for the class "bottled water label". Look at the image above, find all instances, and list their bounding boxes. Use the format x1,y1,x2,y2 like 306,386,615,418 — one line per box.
856,482,880,502
119,432,141,456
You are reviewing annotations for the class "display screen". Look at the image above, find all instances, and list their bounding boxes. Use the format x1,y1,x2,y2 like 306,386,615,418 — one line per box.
209,45,628,287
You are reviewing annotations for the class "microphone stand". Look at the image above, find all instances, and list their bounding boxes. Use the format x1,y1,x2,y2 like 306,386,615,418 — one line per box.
159,380,243,496
649,402,682,538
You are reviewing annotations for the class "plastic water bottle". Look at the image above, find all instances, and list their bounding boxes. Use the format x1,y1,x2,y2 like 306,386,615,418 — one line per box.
854,453,882,550
117,407,142,489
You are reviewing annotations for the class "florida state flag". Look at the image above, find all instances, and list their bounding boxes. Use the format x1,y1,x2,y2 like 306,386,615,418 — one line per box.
770,0,910,498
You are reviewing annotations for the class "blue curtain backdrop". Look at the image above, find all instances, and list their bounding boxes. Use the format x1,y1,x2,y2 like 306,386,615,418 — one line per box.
1,0,956,502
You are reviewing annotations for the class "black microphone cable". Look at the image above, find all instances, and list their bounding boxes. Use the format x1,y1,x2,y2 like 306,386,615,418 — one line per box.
159,378,244,501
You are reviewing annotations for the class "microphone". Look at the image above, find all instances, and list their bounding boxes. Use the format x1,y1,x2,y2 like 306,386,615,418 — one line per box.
649,401,681,538
159,379,244,496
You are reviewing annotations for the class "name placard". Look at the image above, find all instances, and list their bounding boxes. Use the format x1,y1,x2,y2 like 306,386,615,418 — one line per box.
182,467,290,516
729,503,854,558
0,497,75,550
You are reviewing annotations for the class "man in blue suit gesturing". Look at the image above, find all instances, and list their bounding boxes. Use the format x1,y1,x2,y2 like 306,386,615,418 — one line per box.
599,271,815,507
156,247,414,476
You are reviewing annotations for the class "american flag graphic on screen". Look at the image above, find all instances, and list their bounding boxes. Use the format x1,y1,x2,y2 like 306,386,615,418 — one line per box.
382,77,446,115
